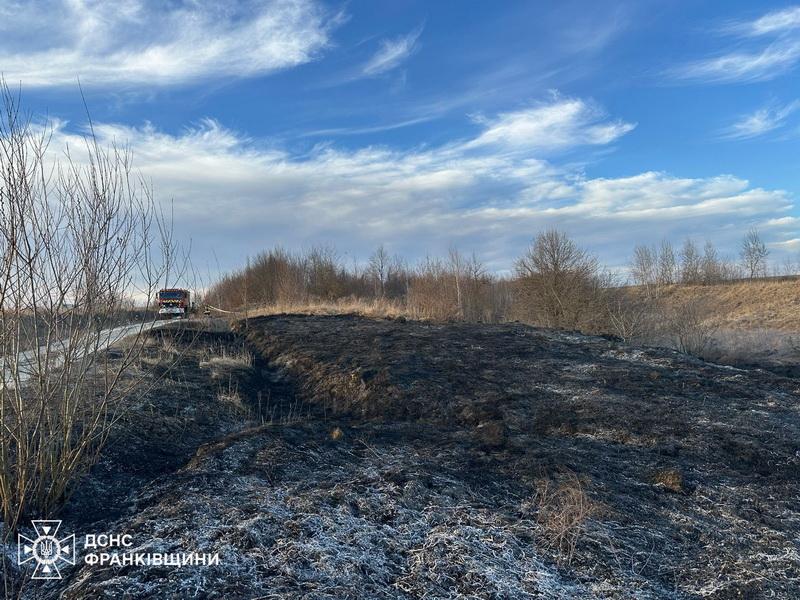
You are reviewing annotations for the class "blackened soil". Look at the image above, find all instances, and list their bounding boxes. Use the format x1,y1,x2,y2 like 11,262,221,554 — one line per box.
14,316,800,599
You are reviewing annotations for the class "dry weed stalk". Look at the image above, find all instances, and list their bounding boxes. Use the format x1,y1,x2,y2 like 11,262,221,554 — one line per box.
534,473,599,565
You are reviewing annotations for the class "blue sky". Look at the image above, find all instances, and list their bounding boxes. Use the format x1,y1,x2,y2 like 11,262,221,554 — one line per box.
2,0,799,273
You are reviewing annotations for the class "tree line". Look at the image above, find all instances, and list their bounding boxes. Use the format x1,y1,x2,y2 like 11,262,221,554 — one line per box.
208,244,512,323
630,228,777,292
207,227,797,335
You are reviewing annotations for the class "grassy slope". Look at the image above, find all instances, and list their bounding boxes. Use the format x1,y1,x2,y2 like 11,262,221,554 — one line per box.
635,277,800,331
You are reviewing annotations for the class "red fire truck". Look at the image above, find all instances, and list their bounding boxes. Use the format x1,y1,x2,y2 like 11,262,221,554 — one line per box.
157,289,192,319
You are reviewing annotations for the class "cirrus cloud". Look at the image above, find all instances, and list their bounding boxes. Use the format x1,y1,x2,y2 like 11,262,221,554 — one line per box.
0,0,337,87
672,5,800,83
720,100,800,140
361,24,424,77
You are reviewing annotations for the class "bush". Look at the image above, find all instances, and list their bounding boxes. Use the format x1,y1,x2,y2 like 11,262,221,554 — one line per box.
663,299,718,357
514,230,607,331
0,83,177,531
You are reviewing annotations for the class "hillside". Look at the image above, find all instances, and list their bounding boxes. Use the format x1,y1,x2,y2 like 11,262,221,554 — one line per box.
636,277,800,331
17,315,794,598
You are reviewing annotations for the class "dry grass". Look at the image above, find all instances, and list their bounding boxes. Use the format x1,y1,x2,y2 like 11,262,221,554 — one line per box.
216,380,245,411
621,278,800,363
533,473,600,565
631,278,800,332
653,468,685,493
235,278,800,333
200,345,254,369
243,298,410,320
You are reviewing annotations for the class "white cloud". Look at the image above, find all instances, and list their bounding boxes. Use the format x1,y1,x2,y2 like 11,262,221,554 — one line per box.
773,238,800,251
464,97,635,152
361,25,423,77
765,216,800,226
673,6,800,83
674,41,800,83
739,7,800,36
47,97,794,272
0,0,335,87
721,100,800,139
549,173,788,220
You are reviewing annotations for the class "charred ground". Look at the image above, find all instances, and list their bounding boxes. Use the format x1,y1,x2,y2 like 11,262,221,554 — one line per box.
14,315,800,598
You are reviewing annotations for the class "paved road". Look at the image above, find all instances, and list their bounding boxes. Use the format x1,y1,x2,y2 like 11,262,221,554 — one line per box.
2,319,172,388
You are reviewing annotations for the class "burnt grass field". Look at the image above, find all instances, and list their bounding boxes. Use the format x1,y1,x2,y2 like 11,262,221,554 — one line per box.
17,315,800,598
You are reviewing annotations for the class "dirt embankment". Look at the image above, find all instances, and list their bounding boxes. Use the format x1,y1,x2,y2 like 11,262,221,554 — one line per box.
15,316,800,599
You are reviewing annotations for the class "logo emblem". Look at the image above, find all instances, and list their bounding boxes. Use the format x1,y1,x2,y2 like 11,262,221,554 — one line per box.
18,520,75,580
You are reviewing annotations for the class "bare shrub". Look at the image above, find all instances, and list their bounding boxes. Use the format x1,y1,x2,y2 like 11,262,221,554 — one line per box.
514,229,606,331
0,83,180,533
448,249,509,322
534,473,599,565
663,299,718,357
777,253,800,277
604,291,658,343
306,245,347,301
406,256,460,320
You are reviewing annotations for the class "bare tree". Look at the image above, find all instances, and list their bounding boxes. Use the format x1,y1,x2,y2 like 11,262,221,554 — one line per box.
740,228,769,279
367,245,391,299
679,238,702,284
305,245,344,300
448,246,465,317
460,252,494,322
701,240,722,284
0,83,179,534
656,240,676,286
384,254,409,299
777,253,799,277
631,245,656,290
515,229,602,330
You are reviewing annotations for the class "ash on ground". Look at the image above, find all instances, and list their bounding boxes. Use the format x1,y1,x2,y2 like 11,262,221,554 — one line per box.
12,316,800,598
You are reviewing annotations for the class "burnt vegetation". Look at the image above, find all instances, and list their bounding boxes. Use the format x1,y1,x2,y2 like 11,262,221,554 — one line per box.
31,316,800,598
